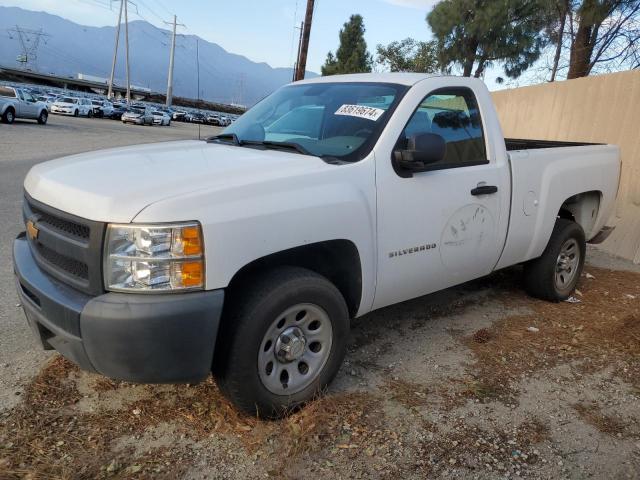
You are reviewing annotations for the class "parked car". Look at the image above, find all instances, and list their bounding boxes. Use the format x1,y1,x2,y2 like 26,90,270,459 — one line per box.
206,113,221,125
36,95,58,112
0,86,48,124
110,103,128,120
172,110,187,122
13,73,621,418
91,99,114,118
218,115,231,127
121,106,154,125
186,112,206,123
51,97,93,117
151,110,171,126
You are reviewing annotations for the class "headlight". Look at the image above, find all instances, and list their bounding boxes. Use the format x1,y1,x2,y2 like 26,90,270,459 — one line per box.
104,222,204,292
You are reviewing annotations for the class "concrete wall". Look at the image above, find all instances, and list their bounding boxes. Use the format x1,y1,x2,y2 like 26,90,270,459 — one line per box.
492,70,640,263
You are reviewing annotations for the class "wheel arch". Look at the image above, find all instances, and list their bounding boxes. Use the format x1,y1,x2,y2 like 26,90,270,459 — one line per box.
557,190,602,239
225,239,363,318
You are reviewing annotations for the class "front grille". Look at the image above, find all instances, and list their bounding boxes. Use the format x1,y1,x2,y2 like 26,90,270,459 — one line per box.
23,194,106,295
38,243,89,279
30,205,90,241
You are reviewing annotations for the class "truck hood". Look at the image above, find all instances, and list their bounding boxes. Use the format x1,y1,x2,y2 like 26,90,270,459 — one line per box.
24,140,331,223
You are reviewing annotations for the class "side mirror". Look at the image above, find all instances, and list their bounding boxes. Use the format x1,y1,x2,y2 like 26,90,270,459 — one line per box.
394,133,446,173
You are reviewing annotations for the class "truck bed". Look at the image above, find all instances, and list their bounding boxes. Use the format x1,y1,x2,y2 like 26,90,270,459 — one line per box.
505,138,601,151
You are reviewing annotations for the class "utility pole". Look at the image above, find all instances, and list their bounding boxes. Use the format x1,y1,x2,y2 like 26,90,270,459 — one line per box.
164,15,185,107
293,21,303,82
294,0,314,81
123,0,131,102
107,0,124,99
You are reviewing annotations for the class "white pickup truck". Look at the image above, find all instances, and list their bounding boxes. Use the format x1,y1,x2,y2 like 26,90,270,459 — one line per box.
13,74,620,417
0,86,48,124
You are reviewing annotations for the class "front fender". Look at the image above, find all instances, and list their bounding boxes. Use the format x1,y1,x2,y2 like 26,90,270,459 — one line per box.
134,159,378,315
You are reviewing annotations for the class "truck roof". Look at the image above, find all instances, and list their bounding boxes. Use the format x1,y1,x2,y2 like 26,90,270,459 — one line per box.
294,72,441,86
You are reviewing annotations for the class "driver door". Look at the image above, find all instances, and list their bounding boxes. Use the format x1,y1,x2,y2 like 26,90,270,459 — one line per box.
373,81,510,310
21,92,39,118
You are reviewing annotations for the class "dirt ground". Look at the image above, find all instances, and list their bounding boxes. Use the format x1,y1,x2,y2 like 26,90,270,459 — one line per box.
1,247,638,479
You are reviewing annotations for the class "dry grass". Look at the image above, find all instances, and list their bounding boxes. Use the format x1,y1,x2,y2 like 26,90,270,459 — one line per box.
0,356,388,479
572,402,631,438
461,267,640,402
382,378,430,408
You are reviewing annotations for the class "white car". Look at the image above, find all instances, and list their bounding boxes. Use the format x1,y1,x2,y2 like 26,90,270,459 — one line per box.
14,73,620,418
151,110,171,126
36,95,58,112
218,115,231,126
50,97,94,117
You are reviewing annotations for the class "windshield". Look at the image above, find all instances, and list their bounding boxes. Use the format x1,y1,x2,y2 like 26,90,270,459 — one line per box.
219,82,408,161
60,97,77,104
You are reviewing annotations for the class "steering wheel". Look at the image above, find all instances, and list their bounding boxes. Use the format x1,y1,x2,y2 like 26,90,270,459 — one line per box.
353,128,373,138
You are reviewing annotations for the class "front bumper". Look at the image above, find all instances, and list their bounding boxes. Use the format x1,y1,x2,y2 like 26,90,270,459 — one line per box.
13,234,224,383
122,117,144,124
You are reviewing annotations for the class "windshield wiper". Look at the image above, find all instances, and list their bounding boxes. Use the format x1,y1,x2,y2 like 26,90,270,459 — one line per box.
242,140,312,156
207,135,314,157
207,133,242,145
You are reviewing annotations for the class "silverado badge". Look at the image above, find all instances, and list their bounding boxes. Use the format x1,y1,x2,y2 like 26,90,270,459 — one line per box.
26,220,39,240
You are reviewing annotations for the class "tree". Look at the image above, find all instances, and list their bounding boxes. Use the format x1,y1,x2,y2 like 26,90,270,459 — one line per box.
427,0,551,79
322,14,373,76
563,0,640,78
375,38,440,73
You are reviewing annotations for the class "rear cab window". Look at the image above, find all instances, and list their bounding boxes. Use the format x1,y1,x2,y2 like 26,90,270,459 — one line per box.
398,87,487,168
0,87,16,98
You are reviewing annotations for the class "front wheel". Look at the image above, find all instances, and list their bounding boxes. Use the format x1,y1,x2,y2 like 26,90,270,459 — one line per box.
214,267,349,418
523,218,586,301
37,110,48,125
73,109,79,117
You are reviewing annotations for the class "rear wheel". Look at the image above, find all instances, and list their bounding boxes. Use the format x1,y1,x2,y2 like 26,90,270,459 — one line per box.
87,109,93,118
37,110,48,125
214,267,349,418
2,108,15,124
523,218,586,301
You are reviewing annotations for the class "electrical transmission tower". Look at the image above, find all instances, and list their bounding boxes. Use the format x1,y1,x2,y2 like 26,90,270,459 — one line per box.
7,26,50,70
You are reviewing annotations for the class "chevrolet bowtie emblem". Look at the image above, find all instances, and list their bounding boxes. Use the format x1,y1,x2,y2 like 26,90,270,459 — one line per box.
26,220,39,240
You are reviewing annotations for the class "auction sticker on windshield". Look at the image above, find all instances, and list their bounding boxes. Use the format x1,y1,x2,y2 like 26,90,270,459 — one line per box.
335,104,385,121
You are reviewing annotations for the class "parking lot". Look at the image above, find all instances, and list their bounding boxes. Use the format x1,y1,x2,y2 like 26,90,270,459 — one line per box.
1,116,639,479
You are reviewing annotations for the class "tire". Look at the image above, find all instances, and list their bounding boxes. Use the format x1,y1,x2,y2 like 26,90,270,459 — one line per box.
74,109,79,117
214,266,349,418
2,108,15,124
37,110,48,125
87,110,93,118
523,218,586,302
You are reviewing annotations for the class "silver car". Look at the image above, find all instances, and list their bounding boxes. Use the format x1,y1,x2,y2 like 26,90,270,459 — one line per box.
0,86,48,124
121,106,154,125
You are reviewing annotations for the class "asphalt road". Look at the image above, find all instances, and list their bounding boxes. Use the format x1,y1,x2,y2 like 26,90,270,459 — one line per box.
0,114,222,410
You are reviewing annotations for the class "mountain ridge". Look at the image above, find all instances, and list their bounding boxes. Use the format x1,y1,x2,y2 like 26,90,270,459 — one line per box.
0,6,317,105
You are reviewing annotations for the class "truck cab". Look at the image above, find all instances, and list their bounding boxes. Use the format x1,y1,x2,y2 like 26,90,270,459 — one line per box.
13,74,620,417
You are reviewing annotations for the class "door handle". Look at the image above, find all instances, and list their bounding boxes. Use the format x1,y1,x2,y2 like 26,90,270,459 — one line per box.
471,185,498,196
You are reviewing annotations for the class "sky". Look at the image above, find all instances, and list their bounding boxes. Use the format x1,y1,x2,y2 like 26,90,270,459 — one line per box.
0,0,504,88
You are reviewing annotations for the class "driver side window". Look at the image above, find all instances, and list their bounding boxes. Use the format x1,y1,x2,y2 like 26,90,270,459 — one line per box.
399,88,487,167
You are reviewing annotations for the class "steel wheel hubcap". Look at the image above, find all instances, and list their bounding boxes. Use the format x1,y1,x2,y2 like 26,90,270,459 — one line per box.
258,303,333,395
555,238,580,290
